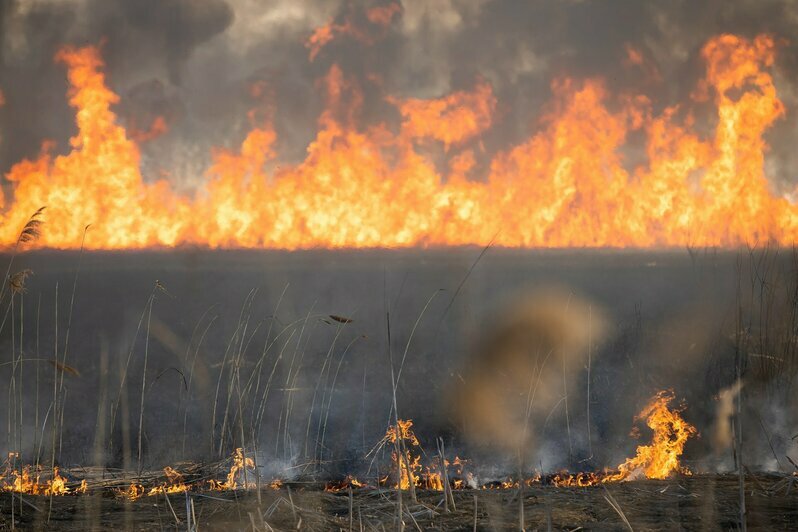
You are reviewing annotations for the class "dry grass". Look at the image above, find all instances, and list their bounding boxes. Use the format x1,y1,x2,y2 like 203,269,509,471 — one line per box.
1,474,796,530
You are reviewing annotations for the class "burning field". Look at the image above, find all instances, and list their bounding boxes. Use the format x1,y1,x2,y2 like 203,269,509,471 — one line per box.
1,1,798,530
0,248,796,530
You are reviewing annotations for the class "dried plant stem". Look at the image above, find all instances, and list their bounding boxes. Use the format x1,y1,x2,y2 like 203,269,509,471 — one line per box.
137,293,155,474
253,328,296,440
48,282,58,524
211,289,255,455
278,304,316,459
437,438,455,511
319,335,362,463
586,305,593,460
305,321,343,461
56,225,88,459
0,207,45,306
603,487,634,531
109,292,152,456
34,294,41,469
735,255,747,532
182,309,217,455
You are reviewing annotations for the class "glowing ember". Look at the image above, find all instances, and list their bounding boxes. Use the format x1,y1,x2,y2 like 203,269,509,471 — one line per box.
325,475,366,492
0,34,795,250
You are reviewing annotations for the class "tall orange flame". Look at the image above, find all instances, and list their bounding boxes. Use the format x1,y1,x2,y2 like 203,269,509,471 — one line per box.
553,390,697,486
1,34,796,250
610,390,697,481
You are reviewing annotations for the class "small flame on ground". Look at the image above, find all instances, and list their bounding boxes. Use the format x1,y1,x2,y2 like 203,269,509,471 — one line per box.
0,464,75,496
145,466,190,496
116,447,271,500
2,392,697,498
364,392,695,492
208,447,257,491
325,475,365,492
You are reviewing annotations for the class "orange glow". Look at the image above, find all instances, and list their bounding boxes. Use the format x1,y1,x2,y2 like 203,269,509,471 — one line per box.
305,21,338,62
129,115,169,144
305,3,400,62
1,34,796,250
366,3,402,26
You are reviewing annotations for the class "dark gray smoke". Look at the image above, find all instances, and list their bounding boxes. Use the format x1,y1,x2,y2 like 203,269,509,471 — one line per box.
1,248,795,477
1,0,798,195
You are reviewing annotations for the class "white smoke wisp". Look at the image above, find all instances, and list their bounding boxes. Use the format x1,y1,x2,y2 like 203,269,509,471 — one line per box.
712,379,743,455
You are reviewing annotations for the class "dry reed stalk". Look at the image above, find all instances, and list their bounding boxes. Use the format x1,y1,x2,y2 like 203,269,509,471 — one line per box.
180,306,217,452
182,309,217,454
392,289,441,392
231,307,266,463
47,282,57,525
383,291,439,508
281,307,317,461
213,289,256,456
253,328,297,441
585,304,593,461
246,285,288,433
735,254,747,532
108,292,153,457
319,334,363,463
385,313,405,532
34,294,41,469
348,487,353,531
211,317,245,455
304,320,344,462
253,439,263,508
316,329,353,454
602,487,634,531
286,485,297,526
437,437,455,511
473,494,477,532
439,232,497,322
55,225,88,461
137,290,156,474
87,339,109,529
0,207,44,306
230,320,266,456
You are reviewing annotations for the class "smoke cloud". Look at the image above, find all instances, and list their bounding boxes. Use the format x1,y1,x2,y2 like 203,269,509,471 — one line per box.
1,0,798,195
